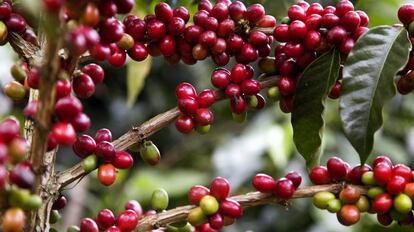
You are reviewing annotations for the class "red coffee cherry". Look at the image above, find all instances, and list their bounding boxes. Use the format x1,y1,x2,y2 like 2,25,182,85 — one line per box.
288,5,306,21
125,200,143,218
116,0,134,14
309,166,331,185
178,97,199,115
194,108,214,126
54,96,83,122
211,3,229,22
307,3,323,15
240,79,260,95
0,165,6,189
197,89,216,108
321,13,340,29
27,68,40,89
127,42,148,62
116,210,138,231
288,20,307,42
274,24,290,42
386,175,407,195
52,195,67,210
96,209,115,230
99,1,117,18
347,164,372,184
229,1,246,20
252,173,277,193
399,4,414,25
176,82,197,99
327,26,347,45
96,141,116,163
227,34,243,53
277,76,295,96
335,0,354,17
147,20,166,40
230,64,247,84
198,0,213,12
10,162,35,189
82,64,105,85
99,18,124,44
112,151,133,169
275,177,295,199
220,199,242,218
393,164,412,182
246,4,265,23
71,113,91,133
126,18,146,41
326,157,349,181
230,95,247,114
372,193,393,214
211,68,231,89
339,185,361,204
98,164,117,186
209,213,224,230
0,117,20,143
80,218,99,232
90,43,111,61
0,2,12,19
285,171,302,189
336,205,360,226
209,177,230,202
188,185,210,205
155,2,173,23
55,80,72,99
73,135,97,159
95,128,113,143
174,6,190,23
305,14,322,31
175,115,194,134
73,73,95,99
373,162,393,186
51,122,76,145
373,156,393,167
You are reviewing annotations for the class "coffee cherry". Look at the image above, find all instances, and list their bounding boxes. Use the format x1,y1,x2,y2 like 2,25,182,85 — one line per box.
152,188,169,211
361,171,376,185
178,97,199,115
147,20,166,40
288,5,306,21
220,199,242,218
0,2,11,19
52,195,67,210
367,186,385,199
392,164,412,182
341,11,361,32
404,182,414,199
230,95,247,114
55,80,71,99
189,185,210,205
372,193,393,214
335,0,354,17
309,166,330,185
209,213,224,230
51,122,76,145
194,108,214,126
100,18,124,44
71,113,91,133
373,156,393,167
187,207,208,227
116,210,138,231
96,141,116,163
95,128,113,143
98,164,116,186
337,205,360,226
313,191,336,209
2,208,25,232
113,151,133,169
399,4,414,25
139,140,161,166
387,175,407,195
82,155,98,173
81,64,104,85
176,83,197,99
327,157,349,181
80,218,99,232
211,3,229,22
96,209,115,230
209,177,230,202
174,6,190,23
55,96,83,122
394,193,412,214
275,178,295,199
246,4,265,23
283,171,301,189
125,200,143,218
175,115,194,134
252,173,277,193
211,69,231,89
288,20,307,42
377,213,392,226
347,164,372,184
197,90,216,108
4,81,26,101
8,137,28,164
73,73,95,99
200,195,219,215
374,162,393,186
228,1,246,20
326,199,342,213
277,76,295,96
6,13,26,32
91,43,111,61
339,186,361,204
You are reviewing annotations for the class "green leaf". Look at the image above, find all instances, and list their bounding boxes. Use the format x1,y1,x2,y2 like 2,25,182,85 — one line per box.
126,57,152,108
292,48,341,168
340,26,411,164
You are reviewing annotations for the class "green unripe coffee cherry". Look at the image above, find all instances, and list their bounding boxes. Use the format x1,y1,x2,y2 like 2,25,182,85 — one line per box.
82,155,97,172
361,171,376,186
355,195,370,212
49,210,61,224
394,193,413,214
367,187,384,199
151,188,169,211
10,65,27,83
139,141,161,166
409,21,414,35
9,187,31,207
67,225,80,232
187,207,207,227
266,87,281,102
280,16,290,24
232,112,247,124
177,223,192,232
195,125,210,135
4,81,26,101
22,195,42,210
258,57,277,75
247,95,259,108
312,192,336,209
0,21,8,43
199,195,219,216
326,199,342,213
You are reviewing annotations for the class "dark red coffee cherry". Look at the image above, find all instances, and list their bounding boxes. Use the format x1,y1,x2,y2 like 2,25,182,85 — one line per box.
54,96,83,122
10,162,35,189
393,164,412,182
220,199,242,218
82,64,105,85
96,209,115,230
51,122,76,145
188,185,210,205
176,82,197,99
55,80,72,99
73,73,95,99
399,3,414,25
0,117,19,143
209,177,230,202
52,195,67,210
386,175,407,195
209,213,224,230
112,151,133,169
327,157,349,181
197,89,216,108
309,166,330,185
246,4,265,23
372,193,393,214
173,6,190,23
277,76,295,96
147,20,166,40
373,162,393,186
252,173,276,193
275,178,295,199
211,68,231,89
125,200,143,218
80,218,99,232
240,79,260,95
178,97,199,115
73,135,96,159
95,128,113,143
99,18,125,44
96,141,116,163
71,113,91,133
155,2,173,23
335,0,354,17
116,210,138,231
194,108,214,126
175,115,194,134
373,156,393,167
288,5,306,21
285,171,302,189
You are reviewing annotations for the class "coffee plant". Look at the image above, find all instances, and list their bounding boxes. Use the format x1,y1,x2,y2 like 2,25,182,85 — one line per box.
1,0,414,231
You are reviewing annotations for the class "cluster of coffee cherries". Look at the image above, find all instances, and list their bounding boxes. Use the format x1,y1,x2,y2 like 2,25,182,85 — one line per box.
273,0,369,113
397,3,414,95
0,1,37,47
309,156,414,226
3,62,40,102
211,63,264,121
73,128,133,186
252,171,302,199
0,117,43,232
187,177,242,231
175,83,215,134
120,0,275,66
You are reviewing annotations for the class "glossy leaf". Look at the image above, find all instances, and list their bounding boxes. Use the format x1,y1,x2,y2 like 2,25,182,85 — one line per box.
292,48,341,168
340,26,411,164
126,57,152,108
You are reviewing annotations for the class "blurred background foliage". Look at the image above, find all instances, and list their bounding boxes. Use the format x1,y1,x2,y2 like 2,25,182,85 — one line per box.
1,0,414,231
